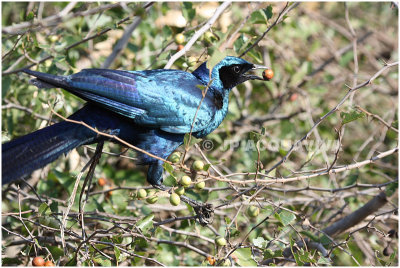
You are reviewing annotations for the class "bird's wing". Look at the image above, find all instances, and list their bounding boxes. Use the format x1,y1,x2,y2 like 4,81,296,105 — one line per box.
66,69,216,134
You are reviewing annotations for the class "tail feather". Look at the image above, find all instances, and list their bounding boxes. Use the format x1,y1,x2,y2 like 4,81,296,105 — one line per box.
2,121,97,184
23,69,69,89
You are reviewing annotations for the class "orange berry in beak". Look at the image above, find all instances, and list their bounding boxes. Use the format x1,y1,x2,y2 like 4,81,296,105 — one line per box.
262,69,274,80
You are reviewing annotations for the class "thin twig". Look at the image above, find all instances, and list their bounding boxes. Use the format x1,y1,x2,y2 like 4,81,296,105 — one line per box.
239,2,299,57
265,61,398,174
164,1,232,69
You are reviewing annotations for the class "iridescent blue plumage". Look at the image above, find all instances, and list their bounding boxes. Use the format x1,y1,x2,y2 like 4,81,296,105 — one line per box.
2,56,267,186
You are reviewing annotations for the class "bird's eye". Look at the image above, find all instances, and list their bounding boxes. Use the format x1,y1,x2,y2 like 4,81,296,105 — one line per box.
233,66,240,73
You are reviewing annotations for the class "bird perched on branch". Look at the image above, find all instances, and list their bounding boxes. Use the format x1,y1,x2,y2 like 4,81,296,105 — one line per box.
2,56,268,187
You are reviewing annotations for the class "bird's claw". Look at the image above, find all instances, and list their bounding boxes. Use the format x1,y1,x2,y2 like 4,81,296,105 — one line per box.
153,184,214,226
178,194,214,226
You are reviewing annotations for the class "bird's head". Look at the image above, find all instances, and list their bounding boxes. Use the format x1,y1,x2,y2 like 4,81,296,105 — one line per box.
192,56,268,90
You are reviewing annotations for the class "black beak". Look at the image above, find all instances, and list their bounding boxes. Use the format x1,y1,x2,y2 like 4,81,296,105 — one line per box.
242,64,269,81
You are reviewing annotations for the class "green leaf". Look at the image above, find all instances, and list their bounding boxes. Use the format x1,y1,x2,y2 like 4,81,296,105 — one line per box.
196,84,207,90
183,133,202,148
203,163,211,171
246,50,263,64
317,254,331,265
249,131,262,142
47,246,64,261
392,120,398,129
182,2,196,20
136,214,154,233
163,162,174,174
385,181,398,197
233,34,250,53
292,248,304,265
93,255,112,266
340,110,366,125
114,246,121,262
1,76,11,98
345,173,358,186
26,11,34,20
38,203,51,216
163,175,177,186
263,249,283,259
339,51,354,67
34,238,41,249
112,235,123,244
50,202,59,214
263,5,273,20
250,10,267,24
275,210,296,226
298,249,314,263
253,237,267,248
2,257,23,265
53,55,66,63
230,228,241,238
233,248,257,266
263,249,274,259
299,231,319,242
320,234,332,246
110,192,127,211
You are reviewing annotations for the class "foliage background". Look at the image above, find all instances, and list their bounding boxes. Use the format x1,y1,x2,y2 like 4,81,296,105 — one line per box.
1,2,398,266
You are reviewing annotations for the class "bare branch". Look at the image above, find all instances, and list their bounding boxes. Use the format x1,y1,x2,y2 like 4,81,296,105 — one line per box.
164,1,232,69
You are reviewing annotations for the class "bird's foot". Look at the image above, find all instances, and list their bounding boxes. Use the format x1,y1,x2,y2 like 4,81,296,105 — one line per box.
152,184,214,226
152,184,170,191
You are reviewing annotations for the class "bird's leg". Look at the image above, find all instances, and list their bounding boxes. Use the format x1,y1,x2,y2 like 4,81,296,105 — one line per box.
149,162,214,225
180,195,214,226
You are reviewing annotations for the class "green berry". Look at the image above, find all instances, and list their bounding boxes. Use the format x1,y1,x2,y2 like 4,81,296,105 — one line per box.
49,35,58,42
192,160,205,172
175,33,185,44
204,31,214,43
169,152,181,163
188,56,197,67
180,175,192,187
247,206,260,218
146,196,158,204
137,189,147,199
222,259,231,266
170,193,181,206
195,181,205,190
215,236,227,246
175,186,185,196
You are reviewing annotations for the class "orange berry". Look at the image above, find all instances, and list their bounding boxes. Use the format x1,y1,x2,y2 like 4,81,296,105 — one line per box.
106,190,113,198
290,93,298,102
44,260,55,266
32,257,45,266
207,256,216,265
98,177,107,186
177,44,184,52
262,69,274,80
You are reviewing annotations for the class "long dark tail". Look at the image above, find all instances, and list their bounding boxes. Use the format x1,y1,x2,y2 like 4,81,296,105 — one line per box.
2,121,97,184
23,69,70,89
